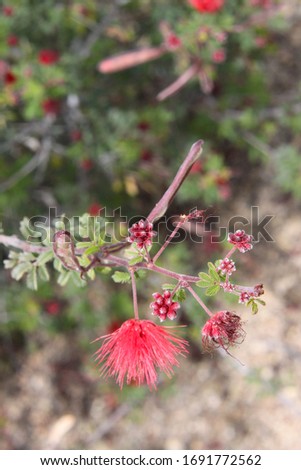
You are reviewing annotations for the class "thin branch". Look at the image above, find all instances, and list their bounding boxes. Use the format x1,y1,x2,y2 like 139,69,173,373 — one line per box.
130,269,139,320
147,140,204,224
186,284,213,317
0,235,50,253
152,217,185,264
157,63,200,101
0,137,53,193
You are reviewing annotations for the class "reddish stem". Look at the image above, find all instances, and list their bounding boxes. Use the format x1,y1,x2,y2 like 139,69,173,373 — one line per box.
147,140,203,224
130,269,139,320
186,285,213,318
152,217,185,264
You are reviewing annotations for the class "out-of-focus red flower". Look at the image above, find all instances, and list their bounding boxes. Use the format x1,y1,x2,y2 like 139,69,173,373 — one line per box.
95,319,188,390
80,158,94,171
189,161,203,174
70,129,82,142
166,33,182,50
3,6,14,16
140,149,154,162
212,48,226,64
88,202,103,216
45,300,60,316
137,121,150,131
42,98,61,115
38,49,60,66
202,311,245,352
189,0,224,13
7,35,19,46
4,70,16,85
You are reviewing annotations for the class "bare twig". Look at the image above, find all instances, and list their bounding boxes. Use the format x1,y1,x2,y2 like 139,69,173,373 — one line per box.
147,140,204,223
0,235,49,253
0,137,53,193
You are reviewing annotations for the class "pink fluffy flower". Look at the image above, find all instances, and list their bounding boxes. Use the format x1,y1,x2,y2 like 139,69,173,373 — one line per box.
202,310,245,352
128,219,156,249
95,319,188,390
150,290,180,321
228,229,253,253
189,0,224,13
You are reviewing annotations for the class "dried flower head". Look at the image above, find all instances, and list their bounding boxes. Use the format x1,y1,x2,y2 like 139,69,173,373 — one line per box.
95,319,188,390
128,219,156,249
150,290,180,321
202,310,245,352
228,229,253,253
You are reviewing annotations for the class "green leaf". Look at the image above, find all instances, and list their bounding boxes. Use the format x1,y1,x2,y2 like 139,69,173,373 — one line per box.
36,250,54,265
112,271,131,284
198,272,212,283
26,267,38,290
173,288,186,303
208,262,220,282
196,279,212,288
57,270,71,286
11,262,31,281
256,299,266,306
83,245,100,256
38,264,50,281
128,255,144,266
205,285,220,296
162,283,177,291
251,302,259,315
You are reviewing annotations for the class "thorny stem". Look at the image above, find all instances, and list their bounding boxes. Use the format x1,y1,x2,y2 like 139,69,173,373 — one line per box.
152,217,186,264
186,284,213,318
130,269,139,320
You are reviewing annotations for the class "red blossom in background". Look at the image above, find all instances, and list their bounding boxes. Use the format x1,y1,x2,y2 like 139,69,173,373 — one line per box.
80,158,94,171
88,202,103,216
70,129,82,142
128,219,156,249
212,48,226,63
94,319,188,390
202,310,245,352
42,98,61,115
189,0,224,13
7,35,19,46
165,33,182,50
3,5,14,16
38,49,60,65
4,70,17,85
150,290,180,321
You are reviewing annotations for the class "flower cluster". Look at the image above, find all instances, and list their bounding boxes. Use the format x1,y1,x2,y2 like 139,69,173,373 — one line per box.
218,258,236,276
228,229,253,253
95,319,188,390
150,291,180,321
128,219,156,249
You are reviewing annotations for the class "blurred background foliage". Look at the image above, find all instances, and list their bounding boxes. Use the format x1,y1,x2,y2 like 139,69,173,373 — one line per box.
1,0,301,449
